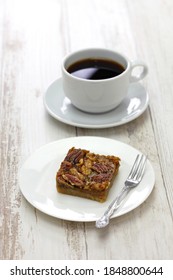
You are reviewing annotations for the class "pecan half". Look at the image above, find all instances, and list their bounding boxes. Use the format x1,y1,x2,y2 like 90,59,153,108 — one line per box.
91,173,112,183
65,148,85,164
62,174,84,187
60,160,72,171
92,162,109,173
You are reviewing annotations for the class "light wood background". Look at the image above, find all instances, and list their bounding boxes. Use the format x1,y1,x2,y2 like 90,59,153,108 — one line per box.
0,0,173,260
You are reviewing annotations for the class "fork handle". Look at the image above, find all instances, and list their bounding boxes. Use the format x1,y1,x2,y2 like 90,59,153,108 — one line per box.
95,186,129,228
104,186,129,217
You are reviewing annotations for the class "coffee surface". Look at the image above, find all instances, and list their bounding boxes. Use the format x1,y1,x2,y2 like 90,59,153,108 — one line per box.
67,58,125,80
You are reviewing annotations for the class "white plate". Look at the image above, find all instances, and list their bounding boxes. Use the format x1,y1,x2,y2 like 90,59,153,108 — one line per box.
44,78,149,129
19,137,155,222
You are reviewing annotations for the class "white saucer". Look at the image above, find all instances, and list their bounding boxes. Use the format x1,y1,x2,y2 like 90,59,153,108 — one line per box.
44,78,149,129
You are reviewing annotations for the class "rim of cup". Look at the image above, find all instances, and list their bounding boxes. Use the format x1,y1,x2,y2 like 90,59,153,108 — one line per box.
62,48,131,82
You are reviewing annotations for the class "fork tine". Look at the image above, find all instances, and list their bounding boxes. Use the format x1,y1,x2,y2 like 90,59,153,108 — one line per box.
135,155,147,180
128,154,140,179
128,154,147,180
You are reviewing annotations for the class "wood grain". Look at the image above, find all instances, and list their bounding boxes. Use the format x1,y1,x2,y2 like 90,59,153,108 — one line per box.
0,0,173,260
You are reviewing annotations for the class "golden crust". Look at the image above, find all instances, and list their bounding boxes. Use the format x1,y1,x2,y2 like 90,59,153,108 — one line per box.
56,147,120,202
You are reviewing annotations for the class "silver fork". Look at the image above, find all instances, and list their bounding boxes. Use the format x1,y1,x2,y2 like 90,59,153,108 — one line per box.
95,154,147,228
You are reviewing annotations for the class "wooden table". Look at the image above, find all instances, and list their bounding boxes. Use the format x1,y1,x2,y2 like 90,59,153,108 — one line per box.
0,0,173,260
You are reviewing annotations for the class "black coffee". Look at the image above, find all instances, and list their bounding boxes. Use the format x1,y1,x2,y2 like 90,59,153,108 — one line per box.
67,58,125,80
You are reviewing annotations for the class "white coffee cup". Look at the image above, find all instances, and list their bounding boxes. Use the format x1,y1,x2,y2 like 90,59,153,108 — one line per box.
62,48,148,113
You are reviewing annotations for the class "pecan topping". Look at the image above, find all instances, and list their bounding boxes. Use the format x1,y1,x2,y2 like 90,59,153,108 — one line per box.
86,153,96,161
90,173,112,183
65,148,85,163
92,162,109,173
84,159,92,168
70,167,85,181
81,165,91,175
62,174,84,187
56,146,120,202
61,160,72,171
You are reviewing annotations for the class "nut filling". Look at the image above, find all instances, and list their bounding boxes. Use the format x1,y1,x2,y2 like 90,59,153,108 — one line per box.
56,147,120,202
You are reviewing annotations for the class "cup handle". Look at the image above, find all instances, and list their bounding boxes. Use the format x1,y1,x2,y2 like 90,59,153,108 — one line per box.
130,60,148,83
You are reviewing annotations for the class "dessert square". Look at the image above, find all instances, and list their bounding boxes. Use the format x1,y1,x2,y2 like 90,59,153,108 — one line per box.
56,147,120,202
